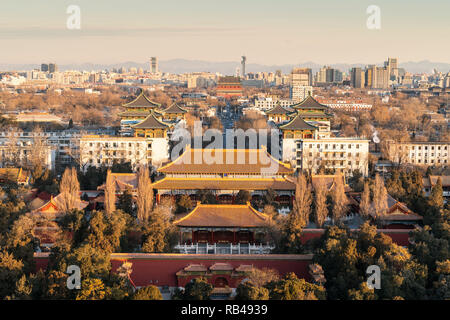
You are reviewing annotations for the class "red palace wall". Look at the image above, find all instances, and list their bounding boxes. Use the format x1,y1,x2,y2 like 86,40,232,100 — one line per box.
32,229,413,288
34,253,313,288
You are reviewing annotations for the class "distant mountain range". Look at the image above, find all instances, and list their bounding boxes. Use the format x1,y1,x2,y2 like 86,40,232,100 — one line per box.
1,59,449,75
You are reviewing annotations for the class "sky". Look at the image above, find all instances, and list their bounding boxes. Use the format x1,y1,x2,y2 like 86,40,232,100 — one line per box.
0,0,449,65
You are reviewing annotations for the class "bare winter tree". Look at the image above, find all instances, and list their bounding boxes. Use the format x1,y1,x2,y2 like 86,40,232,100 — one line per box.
331,177,349,224
292,174,312,228
63,129,87,169
372,174,388,219
314,180,328,227
359,181,372,219
59,167,80,213
137,166,154,223
4,126,22,166
104,169,116,215
29,126,49,170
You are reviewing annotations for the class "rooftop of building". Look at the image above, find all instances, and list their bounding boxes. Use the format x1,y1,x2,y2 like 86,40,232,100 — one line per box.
97,172,138,192
80,135,149,141
162,103,188,114
0,167,30,184
279,114,318,131
158,147,293,175
122,90,161,108
423,175,450,188
217,76,242,84
290,95,330,111
131,112,170,129
173,202,269,228
265,104,293,115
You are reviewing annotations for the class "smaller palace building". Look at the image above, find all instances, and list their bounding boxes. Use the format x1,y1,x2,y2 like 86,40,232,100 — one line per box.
173,202,273,254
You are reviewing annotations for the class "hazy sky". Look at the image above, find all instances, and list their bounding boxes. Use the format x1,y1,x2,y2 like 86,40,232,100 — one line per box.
1,0,449,65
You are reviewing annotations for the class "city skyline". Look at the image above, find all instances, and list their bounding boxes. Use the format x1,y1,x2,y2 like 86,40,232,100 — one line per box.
1,0,449,65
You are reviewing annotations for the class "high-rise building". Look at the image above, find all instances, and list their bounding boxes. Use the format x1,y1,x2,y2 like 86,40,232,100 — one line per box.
48,63,58,73
333,69,343,83
351,68,364,88
291,68,312,86
241,56,246,78
385,58,398,74
316,66,343,84
290,68,312,100
365,65,389,89
384,57,399,81
150,57,158,73
375,67,389,89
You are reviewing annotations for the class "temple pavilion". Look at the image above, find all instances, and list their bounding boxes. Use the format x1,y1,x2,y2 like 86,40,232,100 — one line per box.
267,95,333,140
131,111,171,138
369,194,423,229
173,202,274,254
118,90,187,136
265,104,294,123
118,90,162,135
152,147,295,206
160,103,187,122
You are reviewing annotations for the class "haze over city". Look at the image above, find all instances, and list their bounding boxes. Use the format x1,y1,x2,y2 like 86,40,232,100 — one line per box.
1,0,449,65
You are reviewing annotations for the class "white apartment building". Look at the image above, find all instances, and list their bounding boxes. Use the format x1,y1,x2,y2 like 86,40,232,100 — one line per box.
0,143,56,170
317,100,373,112
387,141,450,166
254,98,295,111
0,129,115,169
285,137,370,176
79,135,169,172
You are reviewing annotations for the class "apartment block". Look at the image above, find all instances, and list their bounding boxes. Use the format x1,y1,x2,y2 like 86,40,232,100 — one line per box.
290,138,370,176
79,135,169,171
387,141,450,166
